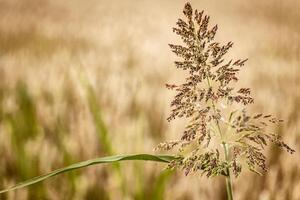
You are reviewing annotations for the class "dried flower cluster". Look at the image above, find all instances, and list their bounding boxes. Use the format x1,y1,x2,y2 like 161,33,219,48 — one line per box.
157,2,294,178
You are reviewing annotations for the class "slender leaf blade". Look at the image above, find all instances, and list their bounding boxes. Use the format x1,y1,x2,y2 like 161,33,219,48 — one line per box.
0,154,176,194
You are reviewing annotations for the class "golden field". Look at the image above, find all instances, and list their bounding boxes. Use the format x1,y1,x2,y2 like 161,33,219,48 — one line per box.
0,0,299,199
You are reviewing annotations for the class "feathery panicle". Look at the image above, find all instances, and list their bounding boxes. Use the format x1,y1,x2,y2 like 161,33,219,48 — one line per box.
157,2,294,178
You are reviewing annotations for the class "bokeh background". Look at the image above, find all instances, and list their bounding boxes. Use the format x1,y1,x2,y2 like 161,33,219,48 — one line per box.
0,0,299,199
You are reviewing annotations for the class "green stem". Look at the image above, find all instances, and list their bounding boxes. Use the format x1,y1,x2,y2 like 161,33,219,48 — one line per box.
225,174,233,200
196,27,234,198
223,143,233,200
205,77,234,200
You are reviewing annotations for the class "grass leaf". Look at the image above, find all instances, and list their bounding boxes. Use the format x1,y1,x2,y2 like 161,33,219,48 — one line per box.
0,154,177,194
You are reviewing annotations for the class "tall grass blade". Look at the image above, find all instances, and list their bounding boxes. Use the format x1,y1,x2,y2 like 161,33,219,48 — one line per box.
86,83,113,154
151,169,174,200
79,70,127,196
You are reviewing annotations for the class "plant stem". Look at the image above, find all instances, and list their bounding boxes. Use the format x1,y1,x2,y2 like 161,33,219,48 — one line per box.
205,77,234,200
223,143,233,200
225,175,233,200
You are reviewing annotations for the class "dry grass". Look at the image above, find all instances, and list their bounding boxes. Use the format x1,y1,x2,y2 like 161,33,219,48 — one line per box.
0,0,299,199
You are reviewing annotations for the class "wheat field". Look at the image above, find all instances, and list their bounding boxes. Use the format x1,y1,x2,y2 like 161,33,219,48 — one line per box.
0,0,299,199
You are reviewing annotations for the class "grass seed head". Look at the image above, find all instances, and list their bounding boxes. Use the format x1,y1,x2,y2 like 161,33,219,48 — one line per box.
157,2,295,178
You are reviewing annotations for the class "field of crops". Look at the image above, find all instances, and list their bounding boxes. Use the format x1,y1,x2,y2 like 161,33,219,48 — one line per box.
0,0,299,199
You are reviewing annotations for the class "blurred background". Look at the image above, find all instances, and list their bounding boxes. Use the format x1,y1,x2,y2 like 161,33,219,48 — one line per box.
0,0,299,199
